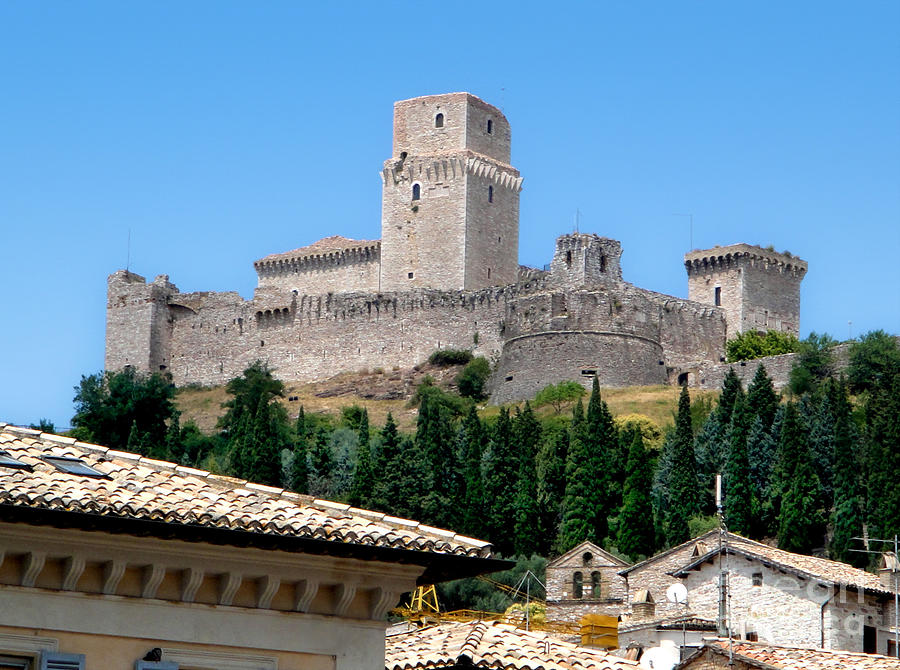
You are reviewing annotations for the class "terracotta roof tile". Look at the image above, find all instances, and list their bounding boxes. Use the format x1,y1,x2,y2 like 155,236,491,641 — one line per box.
0,423,492,559
255,235,380,265
385,621,638,670
690,639,900,669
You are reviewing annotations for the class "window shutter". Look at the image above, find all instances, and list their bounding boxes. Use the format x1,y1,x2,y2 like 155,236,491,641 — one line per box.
39,652,85,670
135,663,178,670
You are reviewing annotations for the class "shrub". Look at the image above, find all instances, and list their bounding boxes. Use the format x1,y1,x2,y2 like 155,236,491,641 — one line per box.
726,329,800,362
456,357,491,400
533,381,587,413
428,349,473,367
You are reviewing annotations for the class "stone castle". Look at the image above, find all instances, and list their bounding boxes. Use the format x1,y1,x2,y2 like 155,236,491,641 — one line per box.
105,92,808,402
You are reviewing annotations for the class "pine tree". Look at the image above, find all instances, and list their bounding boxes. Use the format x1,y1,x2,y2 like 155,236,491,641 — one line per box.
724,394,753,535
776,403,825,553
512,403,542,556
483,407,518,554
585,377,614,543
830,379,866,567
617,431,655,560
746,364,779,431
664,386,699,545
459,406,487,539
558,399,594,551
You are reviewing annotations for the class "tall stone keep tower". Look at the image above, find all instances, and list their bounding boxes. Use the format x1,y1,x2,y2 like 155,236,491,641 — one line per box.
684,244,808,338
380,93,523,291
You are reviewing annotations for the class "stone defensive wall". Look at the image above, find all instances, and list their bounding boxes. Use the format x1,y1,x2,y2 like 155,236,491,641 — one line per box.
682,343,852,391
489,283,727,404
253,236,381,295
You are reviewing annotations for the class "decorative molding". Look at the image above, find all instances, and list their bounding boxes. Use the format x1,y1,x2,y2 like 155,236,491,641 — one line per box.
61,555,86,591
294,578,318,613
257,575,280,609
160,648,277,670
102,559,126,595
21,551,45,587
142,563,166,599
333,583,357,617
369,586,399,620
182,566,204,603
219,572,242,606
0,632,58,653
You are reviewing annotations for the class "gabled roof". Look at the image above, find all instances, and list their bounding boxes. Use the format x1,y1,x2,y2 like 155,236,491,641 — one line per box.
0,424,506,582
254,235,380,265
671,532,894,596
619,615,716,634
619,530,720,576
385,621,638,670
549,541,630,569
678,639,900,669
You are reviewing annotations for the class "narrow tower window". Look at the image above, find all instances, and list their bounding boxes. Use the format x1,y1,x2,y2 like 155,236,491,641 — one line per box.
435,113,444,128
412,183,421,201
488,185,494,202
591,571,602,598
714,286,722,306
486,119,493,134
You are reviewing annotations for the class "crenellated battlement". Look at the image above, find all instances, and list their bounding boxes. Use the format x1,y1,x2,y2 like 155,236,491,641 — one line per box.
380,151,523,193
684,244,807,279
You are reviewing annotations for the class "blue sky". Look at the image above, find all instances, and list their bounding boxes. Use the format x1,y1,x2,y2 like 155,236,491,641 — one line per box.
2,2,898,429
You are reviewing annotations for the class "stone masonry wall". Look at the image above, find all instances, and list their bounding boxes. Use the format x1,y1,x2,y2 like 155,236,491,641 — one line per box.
254,244,381,295
106,271,177,373
464,166,519,289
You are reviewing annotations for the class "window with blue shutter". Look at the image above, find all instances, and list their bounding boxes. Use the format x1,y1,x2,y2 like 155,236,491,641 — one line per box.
39,652,85,670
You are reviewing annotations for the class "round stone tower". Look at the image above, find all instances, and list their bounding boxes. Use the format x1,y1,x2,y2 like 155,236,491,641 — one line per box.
379,93,523,291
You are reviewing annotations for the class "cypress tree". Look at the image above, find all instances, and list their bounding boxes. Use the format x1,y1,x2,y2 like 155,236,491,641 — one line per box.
694,410,726,513
830,379,866,566
536,425,568,555
558,399,594,551
747,414,776,531
416,392,458,528
483,407,518,554
289,433,309,495
617,431,655,560
746,364,779,431
371,413,401,512
776,403,825,553
348,409,374,508
585,377,614,543
246,395,284,486
664,385,699,545
459,406,487,539
307,428,334,498
718,368,743,427
867,376,900,539
513,403,542,556
805,387,836,508
724,394,753,535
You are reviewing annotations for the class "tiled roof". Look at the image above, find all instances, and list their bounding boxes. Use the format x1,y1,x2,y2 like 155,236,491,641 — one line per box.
255,235,380,264
0,424,491,559
681,639,900,669
385,621,638,670
673,532,894,596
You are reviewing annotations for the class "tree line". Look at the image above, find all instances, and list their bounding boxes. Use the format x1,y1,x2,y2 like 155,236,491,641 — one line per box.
68,330,900,567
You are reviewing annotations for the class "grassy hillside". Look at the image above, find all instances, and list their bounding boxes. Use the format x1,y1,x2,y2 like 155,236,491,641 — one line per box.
175,365,717,435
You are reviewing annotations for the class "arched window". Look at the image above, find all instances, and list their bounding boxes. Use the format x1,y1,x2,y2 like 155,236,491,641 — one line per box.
487,119,493,134
582,552,593,565
591,572,601,598
573,572,583,599
412,183,421,201
488,185,493,203
435,113,444,128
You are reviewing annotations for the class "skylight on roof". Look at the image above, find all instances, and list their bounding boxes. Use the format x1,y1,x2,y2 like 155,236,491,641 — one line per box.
0,450,32,471
43,456,107,478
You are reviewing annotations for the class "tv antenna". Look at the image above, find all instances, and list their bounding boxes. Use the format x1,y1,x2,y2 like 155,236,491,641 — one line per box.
850,535,899,657
673,213,694,251
126,228,131,272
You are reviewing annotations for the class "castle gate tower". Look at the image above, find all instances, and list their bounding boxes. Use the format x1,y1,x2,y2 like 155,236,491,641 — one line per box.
684,244,807,338
379,93,523,291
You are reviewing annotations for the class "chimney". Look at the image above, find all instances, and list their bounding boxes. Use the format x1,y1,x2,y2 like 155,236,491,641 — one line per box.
632,589,656,619
879,553,899,591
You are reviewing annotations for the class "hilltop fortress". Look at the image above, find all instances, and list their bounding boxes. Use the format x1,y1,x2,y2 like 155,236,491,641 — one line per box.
106,93,807,402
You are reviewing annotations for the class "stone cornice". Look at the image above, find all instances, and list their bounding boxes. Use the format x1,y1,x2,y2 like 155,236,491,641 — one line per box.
380,151,523,193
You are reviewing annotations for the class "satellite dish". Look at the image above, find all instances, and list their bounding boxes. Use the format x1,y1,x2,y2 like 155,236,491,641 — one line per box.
666,583,688,605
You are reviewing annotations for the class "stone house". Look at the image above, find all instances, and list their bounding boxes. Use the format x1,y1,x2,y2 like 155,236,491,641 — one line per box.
619,531,900,656
0,423,506,670
545,541,630,623
384,620,637,670
676,638,900,669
